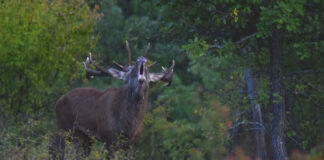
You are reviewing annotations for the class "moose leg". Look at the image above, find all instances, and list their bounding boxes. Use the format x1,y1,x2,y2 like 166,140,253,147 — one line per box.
121,145,136,159
79,134,93,157
121,142,136,159
105,142,134,159
49,131,66,160
105,143,116,160
72,130,93,159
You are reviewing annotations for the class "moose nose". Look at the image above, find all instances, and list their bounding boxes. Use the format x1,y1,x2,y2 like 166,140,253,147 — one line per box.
137,56,147,63
138,76,145,83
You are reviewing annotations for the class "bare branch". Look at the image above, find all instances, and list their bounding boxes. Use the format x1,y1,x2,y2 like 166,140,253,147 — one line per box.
208,44,224,49
235,33,257,45
231,121,267,132
282,69,324,80
209,32,257,50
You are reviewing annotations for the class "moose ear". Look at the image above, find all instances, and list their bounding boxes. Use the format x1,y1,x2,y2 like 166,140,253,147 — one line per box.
149,73,165,82
107,68,126,80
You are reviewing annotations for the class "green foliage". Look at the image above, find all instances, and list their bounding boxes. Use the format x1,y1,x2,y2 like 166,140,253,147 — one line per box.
183,37,209,59
155,0,324,157
0,117,54,159
0,0,97,116
257,0,307,37
184,40,244,108
137,85,230,159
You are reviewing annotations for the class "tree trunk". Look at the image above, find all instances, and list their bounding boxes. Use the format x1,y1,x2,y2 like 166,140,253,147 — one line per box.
243,47,267,160
228,88,244,160
244,69,267,160
270,30,287,160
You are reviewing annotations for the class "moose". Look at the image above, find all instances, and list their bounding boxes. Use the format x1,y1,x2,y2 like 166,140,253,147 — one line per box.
49,41,175,159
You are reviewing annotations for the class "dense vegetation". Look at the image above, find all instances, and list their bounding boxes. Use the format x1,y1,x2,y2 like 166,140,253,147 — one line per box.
0,0,323,159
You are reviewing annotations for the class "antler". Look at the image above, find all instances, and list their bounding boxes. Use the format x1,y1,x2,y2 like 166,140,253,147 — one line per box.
161,60,175,86
112,61,125,70
149,60,175,86
112,41,151,69
84,53,111,78
144,42,151,57
147,61,156,68
126,40,132,66
143,42,156,68
110,40,132,71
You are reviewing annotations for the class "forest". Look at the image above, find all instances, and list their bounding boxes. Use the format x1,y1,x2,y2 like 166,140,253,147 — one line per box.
0,0,323,159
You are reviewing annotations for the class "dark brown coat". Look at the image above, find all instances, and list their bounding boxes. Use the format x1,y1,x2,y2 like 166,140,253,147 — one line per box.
49,47,174,159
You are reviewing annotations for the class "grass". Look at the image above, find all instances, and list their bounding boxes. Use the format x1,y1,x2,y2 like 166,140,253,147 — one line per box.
0,118,133,160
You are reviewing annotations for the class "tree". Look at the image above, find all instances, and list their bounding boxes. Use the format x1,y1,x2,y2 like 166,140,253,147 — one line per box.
269,30,287,159
0,0,98,117
151,0,324,158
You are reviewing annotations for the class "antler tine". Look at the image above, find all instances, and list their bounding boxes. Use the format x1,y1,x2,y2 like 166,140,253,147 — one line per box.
144,42,151,57
87,53,110,75
147,61,156,68
126,40,132,66
83,57,90,71
89,52,93,62
113,61,125,70
162,60,175,86
84,53,109,78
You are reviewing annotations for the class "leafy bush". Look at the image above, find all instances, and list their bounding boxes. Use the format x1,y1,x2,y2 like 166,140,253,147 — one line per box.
0,0,98,117
136,78,230,159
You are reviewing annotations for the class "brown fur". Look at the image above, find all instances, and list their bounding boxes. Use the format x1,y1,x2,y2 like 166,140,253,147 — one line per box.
50,82,149,159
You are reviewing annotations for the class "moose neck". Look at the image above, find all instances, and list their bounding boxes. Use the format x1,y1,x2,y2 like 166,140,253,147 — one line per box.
121,82,149,114
116,83,149,137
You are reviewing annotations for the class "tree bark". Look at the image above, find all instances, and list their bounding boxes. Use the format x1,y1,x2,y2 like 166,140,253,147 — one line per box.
243,47,267,160
270,30,287,160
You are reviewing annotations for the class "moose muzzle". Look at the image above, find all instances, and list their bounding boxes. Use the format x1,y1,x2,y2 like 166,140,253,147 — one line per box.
137,57,147,82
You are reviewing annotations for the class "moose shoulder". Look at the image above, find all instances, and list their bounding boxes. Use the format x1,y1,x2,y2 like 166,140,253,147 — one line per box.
50,42,175,159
